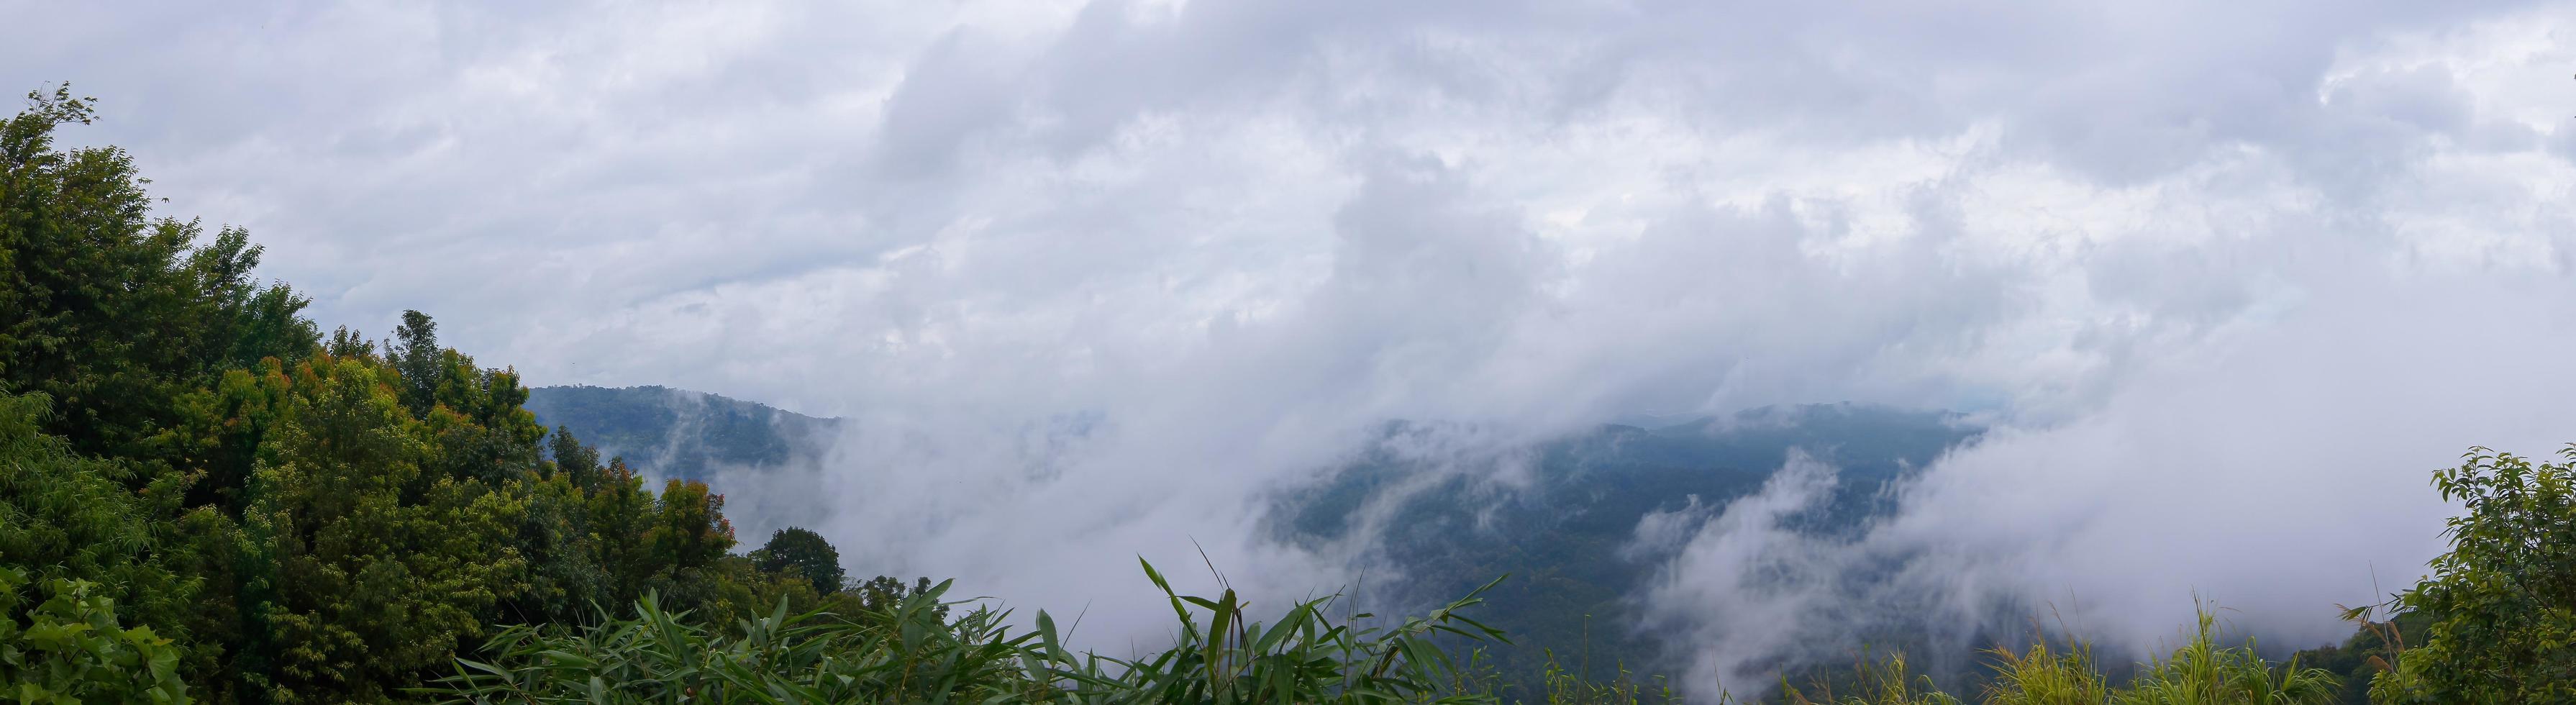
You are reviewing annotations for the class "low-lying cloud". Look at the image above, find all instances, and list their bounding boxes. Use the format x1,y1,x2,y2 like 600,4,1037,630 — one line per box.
12,0,2576,696
1637,263,2576,697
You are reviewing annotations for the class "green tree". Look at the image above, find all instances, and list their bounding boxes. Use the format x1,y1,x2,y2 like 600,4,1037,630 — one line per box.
752,527,846,593
587,458,659,606
237,355,529,702
388,310,442,419
646,479,734,571
637,478,736,611
545,425,602,491
855,575,950,623
504,429,614,627
2372,447,2576,704
0,86,314,463
186,227,318,372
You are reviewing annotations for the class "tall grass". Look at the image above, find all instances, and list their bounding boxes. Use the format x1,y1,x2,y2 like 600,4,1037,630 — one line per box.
423,565,2341,705
1780,652,1961,705
2113,611,2337,705
420,582,1056,703
1772,606,2336,705
1519,650,1678,704
1982,642,2107,705
422,559,1514,704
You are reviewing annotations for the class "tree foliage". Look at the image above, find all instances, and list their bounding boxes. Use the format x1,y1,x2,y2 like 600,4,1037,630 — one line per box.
855,574,950,623
2367,447,2576,704
424,562,1515,705
0,568,191,704
752,526,846,593
0,88,804,703
238,354,532,701
0,85,312,463
0,391,199,645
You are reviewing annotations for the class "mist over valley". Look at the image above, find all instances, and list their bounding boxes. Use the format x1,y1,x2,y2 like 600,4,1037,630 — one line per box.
9,1,2576,701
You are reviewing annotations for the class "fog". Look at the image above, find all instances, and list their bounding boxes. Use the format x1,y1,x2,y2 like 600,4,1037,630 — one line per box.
12,0,2576,697
1637,265,2576,696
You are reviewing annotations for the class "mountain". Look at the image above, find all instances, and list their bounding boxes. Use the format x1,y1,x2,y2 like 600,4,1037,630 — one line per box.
1272,403,1983,685
526,387,1983,686
524,385,840,481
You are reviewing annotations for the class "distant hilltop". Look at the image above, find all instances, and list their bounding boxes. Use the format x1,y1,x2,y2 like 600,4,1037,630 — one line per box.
524,385,840,482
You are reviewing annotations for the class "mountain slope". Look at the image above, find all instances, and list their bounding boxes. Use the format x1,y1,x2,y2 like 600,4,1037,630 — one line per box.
1273,404,1983,684
526,387,1983,686
524,385,839,481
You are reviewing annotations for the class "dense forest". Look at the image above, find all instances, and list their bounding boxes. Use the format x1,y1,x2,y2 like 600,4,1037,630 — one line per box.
5,84,2574,703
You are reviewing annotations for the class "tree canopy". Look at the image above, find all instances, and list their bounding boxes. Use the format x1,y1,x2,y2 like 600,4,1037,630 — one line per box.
0,86,819,703
754,527,847,594
2366,447,2576,704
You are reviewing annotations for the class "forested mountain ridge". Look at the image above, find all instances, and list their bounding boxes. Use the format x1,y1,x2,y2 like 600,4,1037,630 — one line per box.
1271,406,1980,684
523,384,839,482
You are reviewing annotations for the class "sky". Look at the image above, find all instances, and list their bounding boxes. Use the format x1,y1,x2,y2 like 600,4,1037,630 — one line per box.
13,0,2576,698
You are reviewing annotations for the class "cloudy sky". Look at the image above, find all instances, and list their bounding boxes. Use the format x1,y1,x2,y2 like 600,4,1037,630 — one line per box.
14,0,2576,697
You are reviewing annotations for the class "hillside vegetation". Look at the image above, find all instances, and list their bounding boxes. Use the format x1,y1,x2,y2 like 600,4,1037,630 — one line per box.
4,86,2571,703
522,384,839,483
528,386,1982,688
